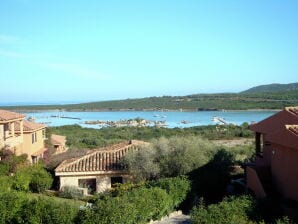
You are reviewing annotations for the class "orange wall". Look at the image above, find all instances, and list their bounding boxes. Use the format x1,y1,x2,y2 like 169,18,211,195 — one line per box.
271,144,298,201
16,129,45,162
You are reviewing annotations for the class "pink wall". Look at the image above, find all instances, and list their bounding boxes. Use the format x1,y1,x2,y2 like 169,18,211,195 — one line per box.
271,144,298,201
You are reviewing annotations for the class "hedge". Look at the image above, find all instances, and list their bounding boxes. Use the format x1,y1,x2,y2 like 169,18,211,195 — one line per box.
79,176,191,224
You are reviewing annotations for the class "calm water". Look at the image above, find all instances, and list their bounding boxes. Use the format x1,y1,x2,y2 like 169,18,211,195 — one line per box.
23,110,277,129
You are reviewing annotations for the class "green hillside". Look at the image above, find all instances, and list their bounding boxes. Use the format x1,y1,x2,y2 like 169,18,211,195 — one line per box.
3,90,298,111
241,82,298,94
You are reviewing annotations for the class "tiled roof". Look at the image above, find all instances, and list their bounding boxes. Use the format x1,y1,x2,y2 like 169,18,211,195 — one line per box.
250,107,298,134
51,134,66,146
0,109,25,122
287,125,298,136
286,107,298,116
15,120,46,132
55,140,148,173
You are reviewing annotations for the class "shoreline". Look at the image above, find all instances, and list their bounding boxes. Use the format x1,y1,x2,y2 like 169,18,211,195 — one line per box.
2,108,282,113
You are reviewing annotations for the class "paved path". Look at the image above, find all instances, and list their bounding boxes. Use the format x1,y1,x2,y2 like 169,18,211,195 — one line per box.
152,213,191,224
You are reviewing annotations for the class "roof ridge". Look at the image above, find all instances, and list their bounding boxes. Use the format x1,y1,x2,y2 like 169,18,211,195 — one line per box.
55,140,147,172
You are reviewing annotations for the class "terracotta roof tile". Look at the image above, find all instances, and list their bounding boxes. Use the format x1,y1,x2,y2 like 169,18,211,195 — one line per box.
55,140,148,173
286,107,298,116
15,120,46,132
0,109,25,122
287,125,298,136
51,134,66,146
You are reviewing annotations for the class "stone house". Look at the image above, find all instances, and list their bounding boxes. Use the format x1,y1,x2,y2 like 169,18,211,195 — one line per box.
246,107,298,201
0,109,47,163
55,140,148,195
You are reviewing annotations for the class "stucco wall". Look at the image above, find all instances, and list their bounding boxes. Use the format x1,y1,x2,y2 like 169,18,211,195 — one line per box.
59,174,130,194
271,144,298,201
16,129,45,162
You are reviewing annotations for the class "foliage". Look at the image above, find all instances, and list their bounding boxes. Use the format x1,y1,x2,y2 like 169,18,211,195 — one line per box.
0,191,80,224
0,191,26,224
189,149,235,202
59,186,84,200
191,196,258,224
79,176,191,224
122,136,217,181
0,176,12,191
0,150,28,174
146,176,191,209
29,166,53,193
12,163,53,193
47,124,253,149
18,197,79,224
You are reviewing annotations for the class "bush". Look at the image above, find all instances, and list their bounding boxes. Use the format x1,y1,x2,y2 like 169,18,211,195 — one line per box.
0,176,12,192
12,164,53,193
122,136,217,181
59,186,84,199
191,196,257,224
19,197,79,224
146,176,191,209
79,176,191,224
79,187,172,224
0,191,26,223
29,166,53,193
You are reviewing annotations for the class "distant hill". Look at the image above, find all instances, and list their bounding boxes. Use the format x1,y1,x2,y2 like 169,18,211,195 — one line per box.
241,82,298,94
2,83,298,111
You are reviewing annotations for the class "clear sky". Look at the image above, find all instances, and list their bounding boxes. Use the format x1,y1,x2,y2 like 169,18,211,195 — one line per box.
0,0,297,103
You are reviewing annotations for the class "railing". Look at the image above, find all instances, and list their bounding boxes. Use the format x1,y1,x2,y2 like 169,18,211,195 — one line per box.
4,135,23,148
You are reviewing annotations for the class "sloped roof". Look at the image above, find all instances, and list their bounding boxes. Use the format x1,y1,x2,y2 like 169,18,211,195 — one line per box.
250,107,298,134
55,140,148,173
15,120,46,133
51,134,66,146
267,125,298,150
0,109,25,122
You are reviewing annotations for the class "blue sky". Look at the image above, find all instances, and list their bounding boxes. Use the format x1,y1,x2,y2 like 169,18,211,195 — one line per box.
0,0,297,103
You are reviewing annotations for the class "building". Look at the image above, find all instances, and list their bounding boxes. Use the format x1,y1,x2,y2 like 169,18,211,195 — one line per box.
246,107,298,201
0,109,47,163
51,134,68,154
55,140,147,195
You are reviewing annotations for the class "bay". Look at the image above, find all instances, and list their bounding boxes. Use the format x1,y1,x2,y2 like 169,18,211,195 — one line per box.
23,110,277,128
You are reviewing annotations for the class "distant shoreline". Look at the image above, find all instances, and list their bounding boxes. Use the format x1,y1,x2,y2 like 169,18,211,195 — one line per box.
2,108,281,113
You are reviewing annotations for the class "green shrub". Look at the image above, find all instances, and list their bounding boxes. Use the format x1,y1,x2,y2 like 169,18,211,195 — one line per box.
122,136,217,181
19,197,79,224
79,176,191,224
191,196,257,224
0,176,12,192
79,187,172,224
29,167,53,193
12,164,53,193
146,176,191,209
0,192,26,223
12,169,32,192
59,186,84,199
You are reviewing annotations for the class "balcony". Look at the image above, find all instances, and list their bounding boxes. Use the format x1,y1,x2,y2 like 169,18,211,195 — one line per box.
3,135,23,148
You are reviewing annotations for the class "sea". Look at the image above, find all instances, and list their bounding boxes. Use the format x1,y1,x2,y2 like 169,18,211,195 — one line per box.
21,110,277,129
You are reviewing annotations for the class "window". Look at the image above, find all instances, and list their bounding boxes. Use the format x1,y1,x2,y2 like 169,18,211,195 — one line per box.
78,178,96,194
111,177,123,187
32,132,37,144
42,129,46,139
